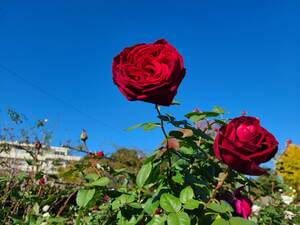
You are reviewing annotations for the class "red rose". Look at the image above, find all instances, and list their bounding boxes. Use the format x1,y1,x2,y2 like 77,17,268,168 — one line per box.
233,187,252,219
97,151,104,157
218,187,252,219
112,39,185,106
38,177,45,185
234,196,252,219
214,116,278,175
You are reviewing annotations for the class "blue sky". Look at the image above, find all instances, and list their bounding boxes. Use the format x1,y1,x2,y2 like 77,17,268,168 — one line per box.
0,1,299,161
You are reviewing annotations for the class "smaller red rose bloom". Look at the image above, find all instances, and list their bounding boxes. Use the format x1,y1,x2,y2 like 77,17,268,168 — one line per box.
214,116,278,175
38,178,45,185
97,151,104,157
234,197,252,219
218,187,252,219
112,39,186,106
233,187,252,219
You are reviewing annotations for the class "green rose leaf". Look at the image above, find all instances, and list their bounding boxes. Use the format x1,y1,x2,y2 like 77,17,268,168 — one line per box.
136,163,152,188
86,177,110,187
143,122,160,131
185,111,220,122
172,172,184,185
112,194,135,210
180,186,194,204
184,112,206,122
144,198,160,216
180,146,195,155
117,211,126,225
85,173,99,181
212,106,225,114
128,202,142,209
167,212,190,225
143,154,156,164
207,200,234,213
160,193,181,213
212,218,230,225
147,215,166,225
76,189,95,208
125,122,160,131
229,217,256,225
125,123,144,131
183,199,201,210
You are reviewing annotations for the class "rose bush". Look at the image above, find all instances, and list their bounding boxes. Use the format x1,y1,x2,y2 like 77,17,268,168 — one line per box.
112,39,185,106
214,116,278,175
2,40,297,225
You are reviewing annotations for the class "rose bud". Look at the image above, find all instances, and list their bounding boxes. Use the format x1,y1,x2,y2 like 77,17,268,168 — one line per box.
103,195,110,202
112,39,186,106
286,139,292,146
234,196,252,219
241,111,247,116
193,107,201,113
80,129,88,142
155,208,162,215
167,137,180,150
92,206,99,211
214,116,278,175
97,151,104,157
218,187,252,219
233,187,252,219
35,140,42,150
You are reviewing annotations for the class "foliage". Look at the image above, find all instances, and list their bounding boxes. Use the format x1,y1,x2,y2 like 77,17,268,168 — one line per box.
276,143,300,192
249,171,299,225
57,148,145,188
0,106,299,225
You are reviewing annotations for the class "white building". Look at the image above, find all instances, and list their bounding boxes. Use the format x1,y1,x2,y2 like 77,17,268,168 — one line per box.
0,141,81,174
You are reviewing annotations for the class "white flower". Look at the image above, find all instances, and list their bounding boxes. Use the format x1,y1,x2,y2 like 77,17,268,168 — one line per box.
42,212,50,218
284,211,295,220
251,205,261,215
281,195,293,205
278,189,283,192
42,205,50,212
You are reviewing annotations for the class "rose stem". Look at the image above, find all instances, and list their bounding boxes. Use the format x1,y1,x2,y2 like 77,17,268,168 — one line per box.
207,167,231,204
155,104,172,172
83,141,101,176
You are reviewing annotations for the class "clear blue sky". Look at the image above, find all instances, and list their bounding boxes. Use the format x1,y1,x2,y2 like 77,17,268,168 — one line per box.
0,1,299,160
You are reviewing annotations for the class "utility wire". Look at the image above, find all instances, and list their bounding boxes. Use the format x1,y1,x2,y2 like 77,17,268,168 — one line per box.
0,63,131,138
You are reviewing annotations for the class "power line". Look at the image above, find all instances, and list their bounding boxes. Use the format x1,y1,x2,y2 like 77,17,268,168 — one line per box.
0,63,131,138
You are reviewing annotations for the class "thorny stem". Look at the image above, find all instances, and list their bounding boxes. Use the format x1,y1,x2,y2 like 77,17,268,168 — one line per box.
56,191,77,217
207,167,231,204
155,105,168,139
83,141,101,176
155,104,172,174
82,141,90,156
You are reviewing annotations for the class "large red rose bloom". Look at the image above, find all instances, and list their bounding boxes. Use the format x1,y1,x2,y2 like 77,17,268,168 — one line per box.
214,116,278,175
112,39,185,106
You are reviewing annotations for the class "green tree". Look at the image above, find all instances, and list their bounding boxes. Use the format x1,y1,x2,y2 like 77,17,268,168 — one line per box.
276,143,300,192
